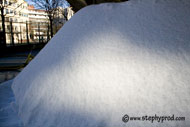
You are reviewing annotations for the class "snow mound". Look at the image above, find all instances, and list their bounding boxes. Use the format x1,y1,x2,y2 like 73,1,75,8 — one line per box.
12,0,190,127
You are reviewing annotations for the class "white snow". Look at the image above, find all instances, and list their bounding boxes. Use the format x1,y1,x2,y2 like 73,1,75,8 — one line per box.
12,0,190,127
0,80,23,127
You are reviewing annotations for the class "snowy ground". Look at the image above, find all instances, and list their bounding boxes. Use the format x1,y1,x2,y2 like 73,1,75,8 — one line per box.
0,49,41,126
0,80,23,127
0,71,20,84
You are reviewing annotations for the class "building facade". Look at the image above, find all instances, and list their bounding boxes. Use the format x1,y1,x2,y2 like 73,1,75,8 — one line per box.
0,0,74,45
0,0,29,44
28,5,49,43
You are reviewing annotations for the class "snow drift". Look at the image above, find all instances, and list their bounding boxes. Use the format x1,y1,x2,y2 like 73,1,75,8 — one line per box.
12,0,190,127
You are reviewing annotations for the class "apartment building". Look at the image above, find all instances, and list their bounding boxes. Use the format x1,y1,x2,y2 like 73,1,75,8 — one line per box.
28,5,49,42
53,6,74,33
0,0,29,44
0,0,74,44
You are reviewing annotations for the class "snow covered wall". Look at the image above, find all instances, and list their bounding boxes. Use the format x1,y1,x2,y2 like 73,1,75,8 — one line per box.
12,0,190,127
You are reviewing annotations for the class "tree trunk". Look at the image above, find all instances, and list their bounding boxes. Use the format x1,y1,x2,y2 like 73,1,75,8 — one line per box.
67,0,128,12
47,24,50,42
1,8,6,47
49,17,53,38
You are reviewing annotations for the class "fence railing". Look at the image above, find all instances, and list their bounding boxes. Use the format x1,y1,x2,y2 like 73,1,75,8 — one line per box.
0,20,55,46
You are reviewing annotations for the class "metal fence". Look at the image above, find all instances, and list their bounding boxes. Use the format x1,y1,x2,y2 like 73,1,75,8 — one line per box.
0,20,52,46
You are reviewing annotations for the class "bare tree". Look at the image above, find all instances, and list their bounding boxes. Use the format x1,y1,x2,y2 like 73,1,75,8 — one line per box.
0,0,13,47
60,8,69,21
31,0,67,38
0,0,25,47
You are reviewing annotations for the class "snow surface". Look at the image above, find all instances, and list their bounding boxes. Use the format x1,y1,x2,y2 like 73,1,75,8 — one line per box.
12,0,190,127
0,80,23,127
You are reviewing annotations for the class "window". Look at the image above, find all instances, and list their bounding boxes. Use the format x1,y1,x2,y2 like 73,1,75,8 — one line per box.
5,1,8,5
5,17,9,21
7,25,10,31
23,14,28,17
6,9,9,14
15,26,18,31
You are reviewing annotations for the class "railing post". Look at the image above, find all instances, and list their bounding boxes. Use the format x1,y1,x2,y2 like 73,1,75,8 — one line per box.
10,21,14,46
20,25,22,44
38,22,40,43
26,21,29,44
47,23,50,43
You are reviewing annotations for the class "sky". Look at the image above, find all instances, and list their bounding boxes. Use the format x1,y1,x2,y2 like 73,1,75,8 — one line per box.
25,0,70,9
